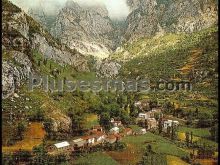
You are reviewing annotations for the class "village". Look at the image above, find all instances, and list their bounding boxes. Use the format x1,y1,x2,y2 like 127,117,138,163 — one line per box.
49,100,179,155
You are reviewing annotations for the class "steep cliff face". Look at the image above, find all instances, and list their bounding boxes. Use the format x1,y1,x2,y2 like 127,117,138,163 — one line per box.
51,1,116,59
125,0,218,41
2,0,89,99
96,59,121,78
2,0,82,133
96,0,218,77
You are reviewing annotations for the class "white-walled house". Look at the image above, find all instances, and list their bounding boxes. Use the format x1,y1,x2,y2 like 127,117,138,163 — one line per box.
72,138,86,148
138,108,163,120
54,141,71,151
163,120,179,129
82,135,95,145
138,113,148,119
110,126,120,134
94,132,106,143
140,128,147,134
110,118,122,127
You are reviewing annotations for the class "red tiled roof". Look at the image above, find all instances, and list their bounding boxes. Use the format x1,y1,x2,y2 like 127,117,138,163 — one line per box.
81,135,94,140
124,128,132,132
93,125,102,129
114,134,121,138
87,130,105,137
94,131,105,137
107,134,117,140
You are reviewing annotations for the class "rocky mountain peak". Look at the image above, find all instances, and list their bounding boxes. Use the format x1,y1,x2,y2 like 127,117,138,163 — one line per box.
51,1,117,59
124,0,218,42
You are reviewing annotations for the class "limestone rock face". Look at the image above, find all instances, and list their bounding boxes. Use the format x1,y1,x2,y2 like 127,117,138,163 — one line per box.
51,1,116,59
125,0,218,41
31,33,89,70
125,0,159,41
96,59,121,78
2,0,89,98
2,51,32,99
51,114,72,133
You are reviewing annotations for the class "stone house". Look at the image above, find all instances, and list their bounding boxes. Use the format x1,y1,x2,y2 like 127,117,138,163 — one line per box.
146,118,157,130
72,138,86,148
110,118,122,127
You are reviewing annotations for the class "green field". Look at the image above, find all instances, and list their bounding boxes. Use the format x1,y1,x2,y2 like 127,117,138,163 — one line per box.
73,152,119,165
178,126,211,138
122,132,189,158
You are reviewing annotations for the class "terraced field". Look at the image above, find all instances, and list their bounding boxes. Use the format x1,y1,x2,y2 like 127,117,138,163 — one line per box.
2,122,46,152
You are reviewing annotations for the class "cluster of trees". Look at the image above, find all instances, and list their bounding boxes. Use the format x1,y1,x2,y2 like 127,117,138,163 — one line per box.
28,109,45,122
163,101,217,129
210,124,218,142
166,122,178,140
43,90,141,138
103,141,126,151
90,91,139,130
185,131,194,147
139,144,167,165
197,144,215,159
16,122,26,140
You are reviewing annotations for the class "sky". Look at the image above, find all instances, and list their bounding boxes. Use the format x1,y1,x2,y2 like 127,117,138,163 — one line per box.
10,0,130,20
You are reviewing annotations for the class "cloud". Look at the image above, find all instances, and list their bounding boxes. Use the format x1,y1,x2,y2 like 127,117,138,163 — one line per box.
10,0,130,19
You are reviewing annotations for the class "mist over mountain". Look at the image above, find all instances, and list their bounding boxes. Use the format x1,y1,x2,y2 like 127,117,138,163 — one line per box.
10,0,130,20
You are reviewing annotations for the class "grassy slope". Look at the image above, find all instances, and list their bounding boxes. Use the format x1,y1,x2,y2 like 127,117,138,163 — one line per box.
111,27,218,117
73,152,119,165
112,27,218,96
2,48,96,147
178,126,211,138
121,132,188,163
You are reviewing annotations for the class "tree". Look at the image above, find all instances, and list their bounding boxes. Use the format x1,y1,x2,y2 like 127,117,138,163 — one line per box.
158,118,163,134
130,104,139,117
210,124,218,142
54,154,68,164
99,112,111,130
197,144,215,159
190,132,193,144
43,58,47,65
121,110,131,125
174,108,183,118
32,141,49,165
145,119,149,130
186,116,193,126
154,112,160,121
138,120,145,128
146,144,152,153
43,119,54,139
185,132,190,147
167,126,171,136
28,109,45,121
38,60,41,66
163,101,175,114
195,108,199,117
171,122,177,140
16,122,26,140
68,107,85,135
197,112,213,128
